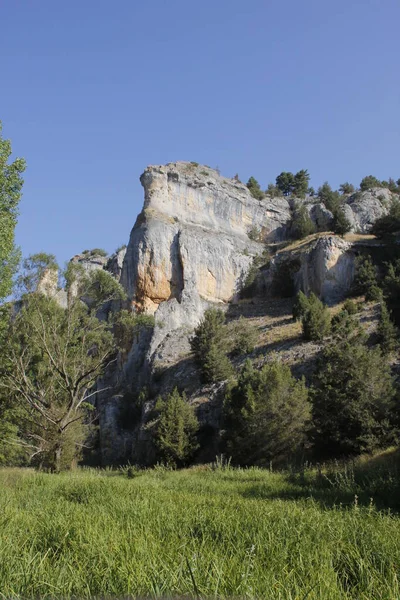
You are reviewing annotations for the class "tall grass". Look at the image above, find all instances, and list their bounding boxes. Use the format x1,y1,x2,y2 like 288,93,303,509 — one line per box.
0,462,399,599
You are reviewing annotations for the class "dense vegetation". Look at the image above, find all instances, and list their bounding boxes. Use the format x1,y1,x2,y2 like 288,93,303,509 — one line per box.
1,461,400,599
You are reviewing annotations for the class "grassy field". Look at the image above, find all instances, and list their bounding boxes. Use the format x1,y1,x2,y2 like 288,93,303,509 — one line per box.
1,456,400,600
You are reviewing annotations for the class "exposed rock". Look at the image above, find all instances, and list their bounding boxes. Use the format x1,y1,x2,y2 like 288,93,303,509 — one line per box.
344,188,393,233
295,235,355,303
308,202,334,231
120,162,291,347
105,247,127,281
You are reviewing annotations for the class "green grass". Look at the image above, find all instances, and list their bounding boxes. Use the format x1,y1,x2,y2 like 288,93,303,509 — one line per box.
0,463,400,599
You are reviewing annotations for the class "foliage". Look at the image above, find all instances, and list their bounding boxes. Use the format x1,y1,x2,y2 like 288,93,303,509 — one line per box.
151,388,199,467
82,248,108,257
112,309,155,352
317,182,341,213
339,182,355,195
266,182,280,197
224,359,310,465
190,309,233,383
1,467,400,598
292,290,309,321
275,171,295,196
371,198,400,238
376,302,398,354
247,225,261,241
383,259,400,326
297,292,331,341
275,170,310,197
0,259,128,471
225,316,258,356
312,341,397,457
246,177,264,200
0,122,26,302
332,206,352,236
290,203,315,239
353,254,380,300
16,252,58,295
360,175,382,191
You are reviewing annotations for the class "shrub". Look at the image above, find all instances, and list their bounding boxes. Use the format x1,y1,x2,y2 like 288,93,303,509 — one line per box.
152,388,199,467
332,207,351,236
377,302,398,354
190,309,233,383
312,341,397,457
226,316,258,356
317,182,341,213
353,255,379,300
360,175,382,191
246,177,265,200
290,204,316,240
339,182,355,195
343,299,358,315
247,226,261,241
371,199,400,238
292,290,309,321
300,292,331,341
383,260,400,326
224,359,310,465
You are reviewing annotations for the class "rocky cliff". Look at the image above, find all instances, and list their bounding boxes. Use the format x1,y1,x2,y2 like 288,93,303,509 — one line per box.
89,164,398,463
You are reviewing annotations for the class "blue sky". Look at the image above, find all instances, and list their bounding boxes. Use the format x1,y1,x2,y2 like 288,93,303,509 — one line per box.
2,0,399,267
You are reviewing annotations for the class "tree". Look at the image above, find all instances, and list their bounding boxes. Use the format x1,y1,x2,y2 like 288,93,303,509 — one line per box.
224,359,310,465
292,169,310,198
332,206,351,236
266,183,280,197
293,290,309,321
0,122,26,302
276,172,295,196
190,308,233,382
360,175,382,191
353,254,381,301
317,182,341,213
312,341,397,457
290,203,315,240
0,257,136,471
339,182,355,195
152,388,199,467
376,302,398,354
383,260,400,326
371,199,400,238
246,177,264,200
299,292,331,341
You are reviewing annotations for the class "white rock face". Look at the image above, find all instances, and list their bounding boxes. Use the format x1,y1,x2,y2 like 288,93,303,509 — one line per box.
295,236,355,303
344,188,393,233
120,162,291,349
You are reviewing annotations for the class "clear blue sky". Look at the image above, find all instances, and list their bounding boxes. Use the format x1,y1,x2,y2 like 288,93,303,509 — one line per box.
2,0,399,267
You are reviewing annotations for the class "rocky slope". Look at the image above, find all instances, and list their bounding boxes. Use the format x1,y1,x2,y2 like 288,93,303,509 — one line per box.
76,163,397,464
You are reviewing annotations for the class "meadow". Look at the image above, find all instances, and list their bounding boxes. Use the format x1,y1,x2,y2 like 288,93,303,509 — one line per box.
1,452,400,600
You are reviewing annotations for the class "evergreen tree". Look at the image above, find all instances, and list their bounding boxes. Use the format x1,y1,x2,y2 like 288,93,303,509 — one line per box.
276,172,295,196
190,309,233,382
353,255,381,301
224,360,310,465
246,177,264,200
377,302,398,354
317,182,341,213
290,204,316,239
300,293,331,341
153,388,199,467
292,290,309,321
339,182,355,195
312,341,397,457
332,206,352,236
292,169,310,198
360,175,382,191
371,199,400,238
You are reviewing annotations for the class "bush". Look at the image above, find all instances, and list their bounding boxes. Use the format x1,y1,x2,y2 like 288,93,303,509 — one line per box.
300,293,331,341
383,260,400,326
353,255,380,300
371,199,400,238
360,175,382,191
377,302,398,354
332,207,351,236
246,177,265,200
343,299,358,315
224,359,310,465
339,182,355,195
226,316,258,356
290,204,316,240
312,341,397,457
190,309,233,383
152,388,199,467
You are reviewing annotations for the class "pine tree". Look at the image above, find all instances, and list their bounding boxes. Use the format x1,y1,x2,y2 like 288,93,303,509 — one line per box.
153,388,199,467
377,302,398,354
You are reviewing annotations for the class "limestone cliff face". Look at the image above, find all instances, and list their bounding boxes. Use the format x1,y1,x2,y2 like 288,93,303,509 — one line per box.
294,236,355,303
120,162,291,348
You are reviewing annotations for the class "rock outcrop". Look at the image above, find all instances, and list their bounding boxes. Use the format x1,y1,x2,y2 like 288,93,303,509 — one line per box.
120,162,291,351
